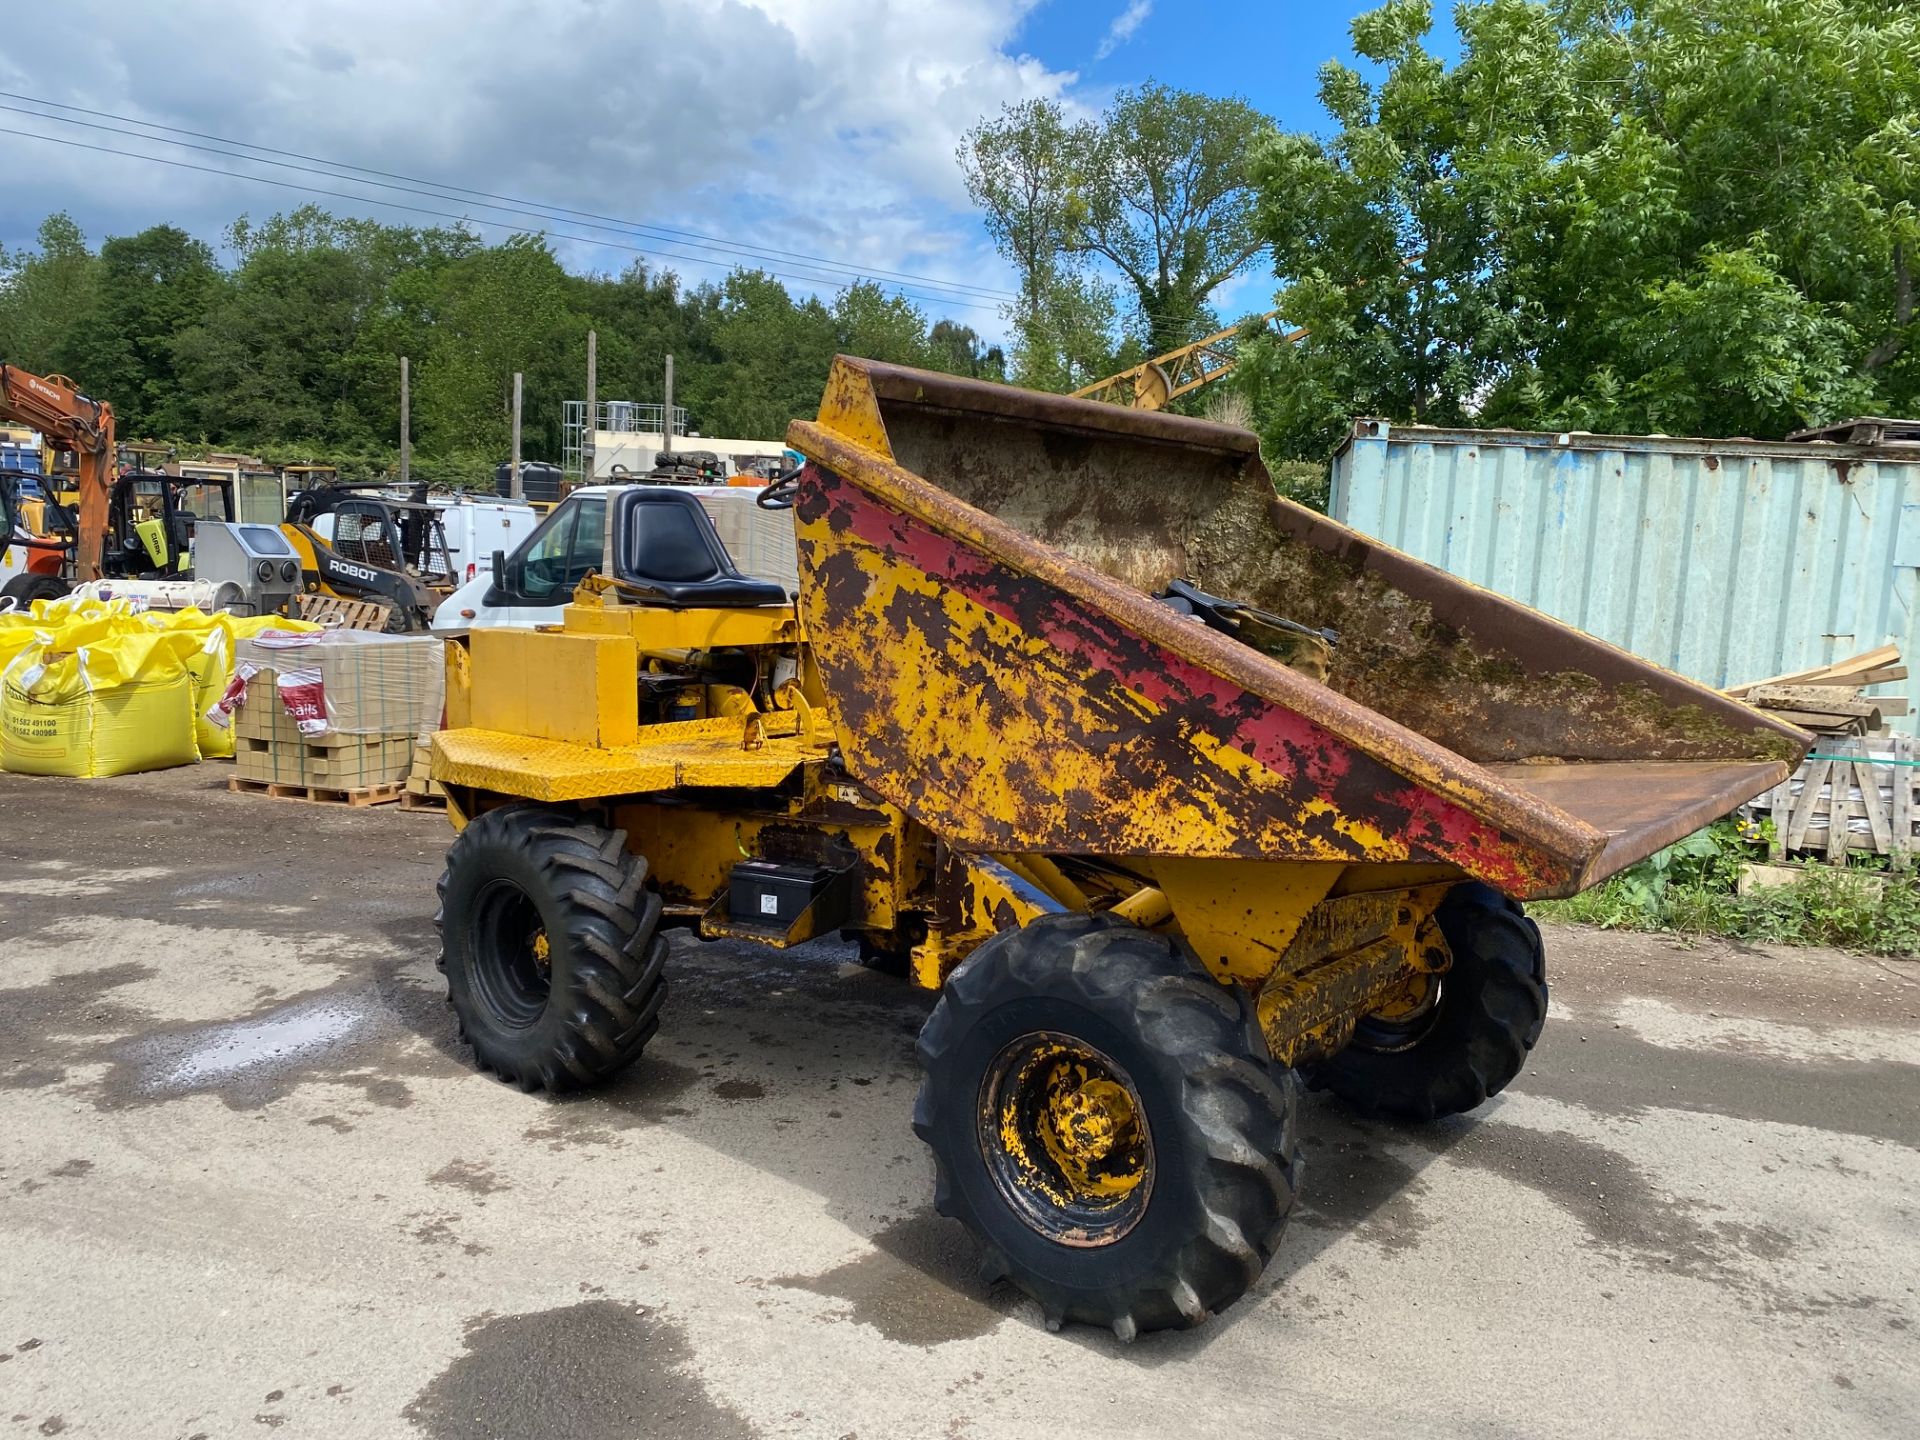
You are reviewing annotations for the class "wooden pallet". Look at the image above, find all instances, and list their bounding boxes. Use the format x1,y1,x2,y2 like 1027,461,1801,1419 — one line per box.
228,776,406,807
295,594,394,631
399,789,447,812
1754,734,1917,867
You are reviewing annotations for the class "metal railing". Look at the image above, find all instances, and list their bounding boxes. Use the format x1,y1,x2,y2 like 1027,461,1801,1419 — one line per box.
562,399,689,476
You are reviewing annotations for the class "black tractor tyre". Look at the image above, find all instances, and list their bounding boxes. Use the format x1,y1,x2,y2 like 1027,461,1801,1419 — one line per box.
435,805,668,1093
1307,882,1548,1121
2,572,70,608
914,912,1300,1340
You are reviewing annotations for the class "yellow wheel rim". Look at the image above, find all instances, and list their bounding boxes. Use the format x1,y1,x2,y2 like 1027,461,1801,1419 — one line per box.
979,1033,1153,1247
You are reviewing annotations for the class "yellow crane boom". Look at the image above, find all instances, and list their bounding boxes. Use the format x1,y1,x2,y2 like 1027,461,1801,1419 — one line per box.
1071,310,1306,411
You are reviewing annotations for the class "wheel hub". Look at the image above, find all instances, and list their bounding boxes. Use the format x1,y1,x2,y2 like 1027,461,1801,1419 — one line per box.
980,1034,1153,1247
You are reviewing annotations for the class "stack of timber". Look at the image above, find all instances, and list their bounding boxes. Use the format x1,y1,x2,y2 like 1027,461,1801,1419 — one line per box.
1750,734,1916,867
1724,645,1907,737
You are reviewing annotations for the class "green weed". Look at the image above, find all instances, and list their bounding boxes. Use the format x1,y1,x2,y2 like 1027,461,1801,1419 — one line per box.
1533,819,1920,956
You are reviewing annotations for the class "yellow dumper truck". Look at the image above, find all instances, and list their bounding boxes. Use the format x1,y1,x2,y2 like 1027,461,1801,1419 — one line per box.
430,360,1806,1338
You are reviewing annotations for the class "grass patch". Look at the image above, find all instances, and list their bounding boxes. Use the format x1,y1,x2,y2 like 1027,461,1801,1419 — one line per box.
1534,820,1920,956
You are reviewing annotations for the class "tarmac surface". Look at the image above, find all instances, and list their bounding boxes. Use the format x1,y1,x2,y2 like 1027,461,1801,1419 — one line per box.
1,763,1916,1439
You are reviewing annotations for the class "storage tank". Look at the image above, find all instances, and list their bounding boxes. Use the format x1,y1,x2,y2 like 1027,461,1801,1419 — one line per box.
494,461,563,503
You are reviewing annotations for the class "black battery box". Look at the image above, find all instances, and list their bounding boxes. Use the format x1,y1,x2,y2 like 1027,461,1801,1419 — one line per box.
727,860,851,933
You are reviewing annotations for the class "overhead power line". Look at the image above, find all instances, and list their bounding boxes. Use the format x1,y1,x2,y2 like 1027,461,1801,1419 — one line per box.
0,124,1003,316
0,90,1017,305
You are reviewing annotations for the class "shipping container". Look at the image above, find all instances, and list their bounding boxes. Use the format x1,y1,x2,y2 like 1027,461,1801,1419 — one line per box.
1329,420,1920,732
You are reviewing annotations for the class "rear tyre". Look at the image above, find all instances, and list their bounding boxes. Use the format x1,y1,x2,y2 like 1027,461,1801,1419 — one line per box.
1307,883,1547,1121
915,913,1299,1340
436,805,668,1092
2,572,69,608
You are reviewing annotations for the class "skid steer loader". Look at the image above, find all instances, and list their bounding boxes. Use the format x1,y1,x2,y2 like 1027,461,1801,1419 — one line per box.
428,359,1807,1338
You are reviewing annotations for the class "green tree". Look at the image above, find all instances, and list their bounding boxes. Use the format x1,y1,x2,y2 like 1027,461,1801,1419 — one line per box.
1076,84,1273,355
172,208,478,450
963,85,1272,383
416,235,582,459
927,319,1007,380
1241,0,1920,459
0,213,99,374
61,225,220,436
830,281,933,368
680,270,837,438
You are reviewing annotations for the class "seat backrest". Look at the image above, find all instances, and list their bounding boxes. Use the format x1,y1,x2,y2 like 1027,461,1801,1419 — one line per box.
617,487,791,608
626,490,730,583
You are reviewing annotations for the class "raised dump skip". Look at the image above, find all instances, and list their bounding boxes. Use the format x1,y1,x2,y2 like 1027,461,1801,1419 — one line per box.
788,358,1807,897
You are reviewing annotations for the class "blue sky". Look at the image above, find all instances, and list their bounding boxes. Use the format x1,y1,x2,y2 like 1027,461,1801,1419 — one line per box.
1020,0,1392,129
0,1,1445,351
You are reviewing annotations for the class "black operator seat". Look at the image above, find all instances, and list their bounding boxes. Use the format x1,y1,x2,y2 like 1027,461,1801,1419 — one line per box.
622,487,788,608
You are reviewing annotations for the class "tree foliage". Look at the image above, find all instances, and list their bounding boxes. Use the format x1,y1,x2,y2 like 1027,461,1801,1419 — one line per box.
1241,0,1920,459
0,205,993,476
961,85,1271,386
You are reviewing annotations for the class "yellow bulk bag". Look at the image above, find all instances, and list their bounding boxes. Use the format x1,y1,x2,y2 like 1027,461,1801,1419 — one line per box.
2,627,203,777
142,607,238,760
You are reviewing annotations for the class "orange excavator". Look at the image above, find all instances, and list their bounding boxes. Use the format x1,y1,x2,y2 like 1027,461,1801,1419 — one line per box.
0,365,115,600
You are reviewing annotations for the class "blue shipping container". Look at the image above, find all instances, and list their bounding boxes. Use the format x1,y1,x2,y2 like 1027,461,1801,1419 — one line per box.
1330,420,1920,732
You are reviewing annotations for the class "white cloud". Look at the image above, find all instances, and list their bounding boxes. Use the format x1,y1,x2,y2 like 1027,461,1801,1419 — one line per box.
1095,0,1152,60
0,0,1087,332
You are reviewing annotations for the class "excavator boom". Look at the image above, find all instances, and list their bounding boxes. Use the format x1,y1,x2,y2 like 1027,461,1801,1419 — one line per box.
0,365,114,581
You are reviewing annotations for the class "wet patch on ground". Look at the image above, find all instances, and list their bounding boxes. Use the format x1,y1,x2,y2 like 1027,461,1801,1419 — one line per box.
428,1159,508,1197
774,1210,1004,1347
404,1301,757,1440
1292,1117,1441,1256
87,975,459,1112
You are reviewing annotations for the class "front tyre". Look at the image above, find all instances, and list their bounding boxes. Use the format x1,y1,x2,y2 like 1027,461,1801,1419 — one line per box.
436,805,667,1092
2,573,69,608
914,913,1299,1340
1307,883,1547,1121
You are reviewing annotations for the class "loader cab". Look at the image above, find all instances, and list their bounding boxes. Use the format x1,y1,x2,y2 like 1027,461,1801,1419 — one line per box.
105,472,236,577
330,497,454,587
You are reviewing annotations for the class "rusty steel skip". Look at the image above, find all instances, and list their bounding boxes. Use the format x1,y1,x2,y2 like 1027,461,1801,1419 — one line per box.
429,357,1807,1340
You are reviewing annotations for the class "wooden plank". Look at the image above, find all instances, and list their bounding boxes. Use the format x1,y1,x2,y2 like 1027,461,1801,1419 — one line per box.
1786,757,1832,851
1768,709,1872,734
1725,643,1901,696
1826,751,1850,861
1856,752,1893,854
1766,772,1793,861
1894,735,1915,869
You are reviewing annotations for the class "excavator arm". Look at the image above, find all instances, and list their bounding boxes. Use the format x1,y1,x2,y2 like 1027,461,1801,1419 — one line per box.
0,365,114,581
